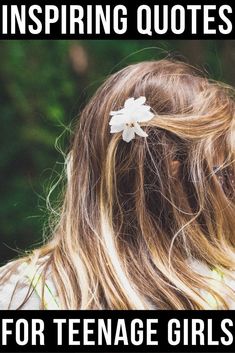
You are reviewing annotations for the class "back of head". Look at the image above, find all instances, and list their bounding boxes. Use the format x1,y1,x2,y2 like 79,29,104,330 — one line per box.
4,59,235,309
57,59,235,309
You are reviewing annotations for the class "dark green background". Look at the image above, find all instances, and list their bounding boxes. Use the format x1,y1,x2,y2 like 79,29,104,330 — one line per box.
1,40,234,265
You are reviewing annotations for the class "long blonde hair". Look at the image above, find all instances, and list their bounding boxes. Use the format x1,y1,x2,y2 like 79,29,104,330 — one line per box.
2,59,235,309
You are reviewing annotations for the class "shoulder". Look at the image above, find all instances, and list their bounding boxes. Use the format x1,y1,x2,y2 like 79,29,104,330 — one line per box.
0,256,59,310
0,260,40,309
189,259,235,309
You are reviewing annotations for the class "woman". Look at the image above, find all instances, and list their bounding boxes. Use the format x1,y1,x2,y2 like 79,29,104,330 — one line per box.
0,59,235,309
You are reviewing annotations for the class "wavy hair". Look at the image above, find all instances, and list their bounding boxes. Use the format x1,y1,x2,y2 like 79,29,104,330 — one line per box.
2,59,235,309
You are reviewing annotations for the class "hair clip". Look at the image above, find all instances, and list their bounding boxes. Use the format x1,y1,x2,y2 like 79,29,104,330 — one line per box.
109,96,154,143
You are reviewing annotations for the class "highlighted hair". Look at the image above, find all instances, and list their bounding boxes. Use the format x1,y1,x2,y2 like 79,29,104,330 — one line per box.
2,59,235,309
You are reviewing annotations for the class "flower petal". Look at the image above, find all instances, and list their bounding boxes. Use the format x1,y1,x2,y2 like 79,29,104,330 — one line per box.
109,114,132,125
110,107,125,116
110,124,125,133
134,123,148,138
137,110,155,122
134,96,146,106
124,97,135,108
122,127,135,143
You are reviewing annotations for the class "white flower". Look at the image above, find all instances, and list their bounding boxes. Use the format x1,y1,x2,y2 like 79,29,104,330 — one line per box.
109,96,154,143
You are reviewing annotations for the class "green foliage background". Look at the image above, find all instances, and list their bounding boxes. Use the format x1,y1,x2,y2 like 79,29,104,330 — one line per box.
0,40,234,264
